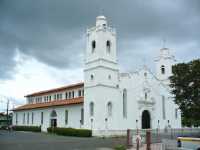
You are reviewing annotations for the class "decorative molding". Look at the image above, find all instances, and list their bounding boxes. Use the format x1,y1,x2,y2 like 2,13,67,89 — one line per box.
85,83,119,89
85,58,118,65
84,65,119,72
154,55,176,62
138,99,155,110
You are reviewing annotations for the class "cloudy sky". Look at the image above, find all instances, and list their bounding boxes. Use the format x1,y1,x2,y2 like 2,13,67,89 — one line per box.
0,0,199,111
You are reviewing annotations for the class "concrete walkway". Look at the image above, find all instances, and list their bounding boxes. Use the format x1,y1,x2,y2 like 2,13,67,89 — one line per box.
0,130,126,150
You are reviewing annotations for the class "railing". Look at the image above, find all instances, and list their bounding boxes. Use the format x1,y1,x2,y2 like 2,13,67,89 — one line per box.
127,128,200,150
87,26,116,34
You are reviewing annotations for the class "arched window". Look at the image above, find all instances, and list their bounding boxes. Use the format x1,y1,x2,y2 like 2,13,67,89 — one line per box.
107,102,112,117
145,92,147,100
161,65,165,74
51,110,57,118
123,89,127,118
90,74,94,80
175,108,178,119
92,40,96,53
108,75,111,80
106,40,111,53
90,102,94,117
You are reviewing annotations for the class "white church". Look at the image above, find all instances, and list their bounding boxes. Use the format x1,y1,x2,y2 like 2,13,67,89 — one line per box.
12,16,181,136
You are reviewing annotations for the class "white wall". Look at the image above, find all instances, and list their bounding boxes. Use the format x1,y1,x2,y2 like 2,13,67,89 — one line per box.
118,69,182,130
13,104,83,132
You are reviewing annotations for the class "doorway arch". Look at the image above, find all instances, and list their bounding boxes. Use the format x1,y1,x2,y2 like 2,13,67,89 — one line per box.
142,110,151,129
50,110,57,127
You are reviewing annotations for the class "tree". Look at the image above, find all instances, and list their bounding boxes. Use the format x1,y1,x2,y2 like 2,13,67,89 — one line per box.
170,59,200,127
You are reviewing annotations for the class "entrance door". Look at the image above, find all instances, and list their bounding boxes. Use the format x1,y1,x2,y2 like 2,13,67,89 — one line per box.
50,110,57,128
51,119,57,127
142,110,151,129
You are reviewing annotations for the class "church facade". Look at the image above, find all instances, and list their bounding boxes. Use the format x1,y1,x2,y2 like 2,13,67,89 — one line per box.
12,16,181,136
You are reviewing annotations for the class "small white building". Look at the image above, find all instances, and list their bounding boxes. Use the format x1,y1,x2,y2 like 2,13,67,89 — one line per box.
12,16,181,136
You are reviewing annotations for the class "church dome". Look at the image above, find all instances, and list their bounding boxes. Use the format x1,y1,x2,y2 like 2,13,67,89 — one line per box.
96,15,106,20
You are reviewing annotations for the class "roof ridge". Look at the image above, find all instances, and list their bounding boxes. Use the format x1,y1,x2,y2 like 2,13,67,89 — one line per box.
25,82,84,97
13,97,84,111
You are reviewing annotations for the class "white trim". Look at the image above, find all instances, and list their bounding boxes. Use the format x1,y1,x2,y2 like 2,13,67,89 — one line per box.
84,65,119,72
85,58,117,65
85,83,119,89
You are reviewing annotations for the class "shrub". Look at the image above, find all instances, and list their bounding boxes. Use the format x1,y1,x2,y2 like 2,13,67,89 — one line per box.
13,126,41,132
47,127,92,137
114,145,126,150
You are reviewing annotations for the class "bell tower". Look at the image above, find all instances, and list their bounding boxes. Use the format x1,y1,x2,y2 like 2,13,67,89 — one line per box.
85,16,117,65
84,16,119,131
155,47,176,84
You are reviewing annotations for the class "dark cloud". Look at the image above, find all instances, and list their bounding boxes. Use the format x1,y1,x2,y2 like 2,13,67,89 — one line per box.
0,0,200,79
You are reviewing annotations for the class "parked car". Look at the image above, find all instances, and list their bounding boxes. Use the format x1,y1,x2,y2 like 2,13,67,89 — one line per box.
177,137,200,150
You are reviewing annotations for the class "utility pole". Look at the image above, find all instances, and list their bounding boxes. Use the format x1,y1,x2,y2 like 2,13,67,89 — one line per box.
6,99,9,126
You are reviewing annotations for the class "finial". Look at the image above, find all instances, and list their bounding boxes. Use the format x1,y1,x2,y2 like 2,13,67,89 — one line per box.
162,37,166,49
142,57,147,68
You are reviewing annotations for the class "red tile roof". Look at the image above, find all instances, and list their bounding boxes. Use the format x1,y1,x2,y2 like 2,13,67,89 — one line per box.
25,82,84,97
13,97,84,111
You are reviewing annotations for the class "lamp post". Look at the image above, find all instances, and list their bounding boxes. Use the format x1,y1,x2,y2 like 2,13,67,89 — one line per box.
157,120,160,128
167,120,170,127
0,98,10,127
157,120,160,142
136,120,138,128
105,118,108,130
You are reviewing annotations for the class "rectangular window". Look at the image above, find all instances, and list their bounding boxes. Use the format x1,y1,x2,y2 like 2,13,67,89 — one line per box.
81,108,84,125
57,94,59,100
32,112,34,124
41,112,43,124
60,93,62,100
65,110,68,125
78,90,81,97
23,113,25,124
49,95,51,101
69,92,71,99
65,92,68,99
72,91,74,98
54,94,56,100
27,113,29,124
162,96,166,120
16,113,18,125
82,90,84,96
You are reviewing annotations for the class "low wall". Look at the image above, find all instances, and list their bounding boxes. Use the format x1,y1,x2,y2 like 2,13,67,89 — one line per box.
92,130,127,137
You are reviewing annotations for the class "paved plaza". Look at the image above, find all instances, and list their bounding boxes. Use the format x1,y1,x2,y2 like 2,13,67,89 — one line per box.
0,130,126,150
